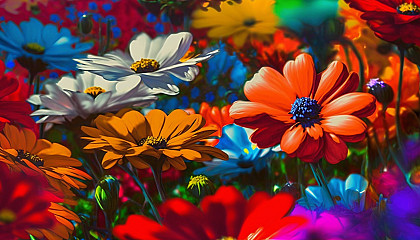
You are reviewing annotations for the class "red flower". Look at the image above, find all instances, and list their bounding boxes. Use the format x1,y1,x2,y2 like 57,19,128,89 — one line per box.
345,0,420,45
113,186,308,240
252,29,302,73
230,53,376,163
186,103,234,146
0,164,56,239
0,61,37,135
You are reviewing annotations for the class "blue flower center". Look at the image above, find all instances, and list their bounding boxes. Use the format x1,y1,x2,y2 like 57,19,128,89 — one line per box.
290,97,322,128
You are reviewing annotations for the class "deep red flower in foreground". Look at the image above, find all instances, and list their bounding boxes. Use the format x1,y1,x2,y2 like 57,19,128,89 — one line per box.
113,186,307,240
0,164,55,239
230,53,376,163
0,60,37,134
345,0,420,45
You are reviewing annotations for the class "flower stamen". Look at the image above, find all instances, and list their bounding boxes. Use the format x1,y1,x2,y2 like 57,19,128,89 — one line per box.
130,58,160,73
290,97,322,128
84,86,106,98
16,150,44,167
138,136,167,149
397,2,420,15
243,18,257,27
22,42,45,55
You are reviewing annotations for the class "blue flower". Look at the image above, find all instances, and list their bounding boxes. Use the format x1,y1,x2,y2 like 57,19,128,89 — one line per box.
298,174,368,212
0,18,93,73
194,124,274,181
206,42,247,88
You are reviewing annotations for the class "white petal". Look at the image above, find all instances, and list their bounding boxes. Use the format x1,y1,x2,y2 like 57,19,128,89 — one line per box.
129,33,152,61
155,32,193,67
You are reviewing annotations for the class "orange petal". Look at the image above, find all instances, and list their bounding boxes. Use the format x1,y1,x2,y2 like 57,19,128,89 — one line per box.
168,157,186,170
95,115,135,143
37,142,71,157
121,110,149,141
280,125,306,154
32,139,51,155
320,72,359,105
0,133,10,149
230,101,292,123
314,61,346,101
244,67,296,111
283,53,315,98
80,126,101,138
321,93,376,117
127,156,150,169
23,128,36,152
305,124,323,140
321,115,367,136
145,109,167,138
4,124,24,150
102,151,123,169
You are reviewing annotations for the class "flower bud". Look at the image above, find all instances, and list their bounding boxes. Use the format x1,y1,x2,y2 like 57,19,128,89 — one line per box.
78,14,93,35
95,175,120,218
367,78,394,108
405,45,420,66
187,175,215,198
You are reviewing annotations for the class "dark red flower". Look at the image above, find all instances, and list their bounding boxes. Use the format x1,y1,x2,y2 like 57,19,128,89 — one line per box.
0,164,56,239
113,186,308,240
0,61,37,135
345,0,420,45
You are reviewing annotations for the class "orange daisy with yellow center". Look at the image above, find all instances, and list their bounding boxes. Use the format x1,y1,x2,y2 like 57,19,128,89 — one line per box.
81,109,228,171
0,123,91,204
230,53,376,164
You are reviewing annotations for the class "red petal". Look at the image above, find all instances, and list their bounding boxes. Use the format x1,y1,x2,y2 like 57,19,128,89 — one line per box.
200,186,247,238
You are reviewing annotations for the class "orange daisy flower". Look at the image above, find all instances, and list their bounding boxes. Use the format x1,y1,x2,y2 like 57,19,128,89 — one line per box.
27,203,81,240
0,124,92,204
230,53,376,163
81,109,228,171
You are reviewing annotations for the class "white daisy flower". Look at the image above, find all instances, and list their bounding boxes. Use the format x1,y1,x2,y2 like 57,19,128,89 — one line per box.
27,72,158,124
75,32,218,95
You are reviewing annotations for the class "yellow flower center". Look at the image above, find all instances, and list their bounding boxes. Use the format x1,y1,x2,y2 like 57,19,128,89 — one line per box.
218,237,237,240
138,136,167,149
397,2,420,15
130,58,160,73
16,150,44,167
243,18,257,27
22,42,45,55
84,86,106,98
0,209,16,223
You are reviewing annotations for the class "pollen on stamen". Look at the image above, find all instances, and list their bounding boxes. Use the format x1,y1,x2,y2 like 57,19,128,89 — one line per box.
131,58,160,73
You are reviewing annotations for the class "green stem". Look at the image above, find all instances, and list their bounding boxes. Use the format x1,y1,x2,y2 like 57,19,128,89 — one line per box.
297,159,311,211
395,46,405,152
120,164,162,224
27,72,35,98
309,162,335,205
103,211,113,240
340,38,365,91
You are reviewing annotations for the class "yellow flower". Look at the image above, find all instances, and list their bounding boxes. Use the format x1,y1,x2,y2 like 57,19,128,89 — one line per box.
191,0,278,47
81,109,228,171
